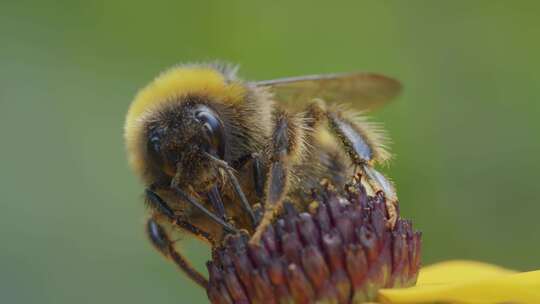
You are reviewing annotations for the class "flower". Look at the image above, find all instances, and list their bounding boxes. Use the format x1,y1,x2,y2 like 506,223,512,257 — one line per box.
206,178,422,303
205,178,540,304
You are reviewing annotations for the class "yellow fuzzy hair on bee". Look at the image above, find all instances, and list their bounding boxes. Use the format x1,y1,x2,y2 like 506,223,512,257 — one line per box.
124,64,247,174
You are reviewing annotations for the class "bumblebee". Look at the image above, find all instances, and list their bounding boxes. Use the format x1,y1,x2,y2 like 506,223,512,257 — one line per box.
124,62,401,288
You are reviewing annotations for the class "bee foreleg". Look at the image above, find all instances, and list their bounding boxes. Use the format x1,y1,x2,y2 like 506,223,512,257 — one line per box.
250,110,306,244
146,218,209,289
145,188,231,240
207,185,227,221
170,184,239,234
205,153,257,227
145,187,177,220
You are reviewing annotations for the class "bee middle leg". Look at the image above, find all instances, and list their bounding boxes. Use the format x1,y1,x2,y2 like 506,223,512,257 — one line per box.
146,217,209,289
305,100,399,228
250,110,306,244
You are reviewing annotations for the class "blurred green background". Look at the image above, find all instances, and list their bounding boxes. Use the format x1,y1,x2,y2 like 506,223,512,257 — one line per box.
1,1,539,303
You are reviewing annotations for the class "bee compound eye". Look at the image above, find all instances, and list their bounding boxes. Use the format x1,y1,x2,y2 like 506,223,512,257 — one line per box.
150,136,160,150
146,129,164,165
194,107,225,159
147,133,161,153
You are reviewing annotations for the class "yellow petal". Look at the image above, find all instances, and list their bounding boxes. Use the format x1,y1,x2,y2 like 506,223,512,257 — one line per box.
417,260,516,285
378,260,540,304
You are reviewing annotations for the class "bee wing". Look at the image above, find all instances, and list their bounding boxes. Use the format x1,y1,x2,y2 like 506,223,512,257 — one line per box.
254,72,401,111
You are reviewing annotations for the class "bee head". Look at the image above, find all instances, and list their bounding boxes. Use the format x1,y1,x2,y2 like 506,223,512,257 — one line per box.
124,63,263,188
144,100,227,187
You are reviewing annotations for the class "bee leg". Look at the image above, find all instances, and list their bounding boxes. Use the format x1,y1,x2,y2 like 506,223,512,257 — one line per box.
207,185,227,221
170,184,239,234
145,188,237,236
251,153,265,202
223,169,257,227
360,165,398,227
175,217,215,245
233,152,265,223
205,153,257,228
251,153,265,224
306,101,398,228
146,218,209,289
250,110,305,244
